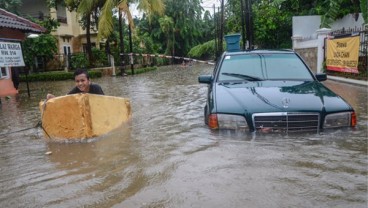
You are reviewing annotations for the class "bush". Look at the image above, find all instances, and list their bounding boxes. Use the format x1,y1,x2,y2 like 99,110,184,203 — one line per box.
70,53,88,69
91,48,109,67
19,71,102,82
188,40,216,60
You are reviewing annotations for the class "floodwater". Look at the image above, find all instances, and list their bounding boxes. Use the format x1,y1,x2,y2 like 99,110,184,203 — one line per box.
0,65,367,208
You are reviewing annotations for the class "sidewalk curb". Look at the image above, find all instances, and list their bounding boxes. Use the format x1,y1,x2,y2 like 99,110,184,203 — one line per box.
327,75,368,87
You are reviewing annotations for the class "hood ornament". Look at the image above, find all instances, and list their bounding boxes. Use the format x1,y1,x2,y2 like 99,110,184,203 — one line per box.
282,97,291,109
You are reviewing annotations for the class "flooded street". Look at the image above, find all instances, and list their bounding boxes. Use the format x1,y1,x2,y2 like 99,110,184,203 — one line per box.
0,64,367,208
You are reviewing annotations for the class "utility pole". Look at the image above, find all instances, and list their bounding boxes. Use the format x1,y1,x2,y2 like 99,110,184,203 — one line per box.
240,0,246,50
245,0,253,49
217,7,221,58
172,28,175,65
213,4,218,59
220,0,225,54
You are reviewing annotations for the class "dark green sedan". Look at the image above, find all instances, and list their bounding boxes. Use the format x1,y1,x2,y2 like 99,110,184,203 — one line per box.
198,50,356,133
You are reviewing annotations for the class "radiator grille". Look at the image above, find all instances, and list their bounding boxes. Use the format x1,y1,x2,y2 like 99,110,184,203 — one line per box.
253,112,320,133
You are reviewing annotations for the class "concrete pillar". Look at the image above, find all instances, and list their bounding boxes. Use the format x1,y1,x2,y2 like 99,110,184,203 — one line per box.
291,35,302,49
110,55,116,76
316,28,331,73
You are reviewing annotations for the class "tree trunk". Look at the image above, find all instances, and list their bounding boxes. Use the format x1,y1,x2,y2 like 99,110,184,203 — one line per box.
86,12,93,67
118,10,126,75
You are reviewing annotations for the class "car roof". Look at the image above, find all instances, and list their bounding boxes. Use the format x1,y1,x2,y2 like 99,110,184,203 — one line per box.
223,49,295,56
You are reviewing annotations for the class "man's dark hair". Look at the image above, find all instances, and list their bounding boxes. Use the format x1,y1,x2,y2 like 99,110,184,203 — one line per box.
74,68,90,79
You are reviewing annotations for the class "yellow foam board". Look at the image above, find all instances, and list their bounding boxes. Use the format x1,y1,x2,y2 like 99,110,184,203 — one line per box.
39,94,131,140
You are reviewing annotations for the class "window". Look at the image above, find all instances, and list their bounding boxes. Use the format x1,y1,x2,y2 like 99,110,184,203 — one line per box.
63,45,71,55
0,67,9,79
218,53,314,81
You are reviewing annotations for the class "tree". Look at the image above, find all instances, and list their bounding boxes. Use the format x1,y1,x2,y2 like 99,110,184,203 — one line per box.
318,0,363,27
252,0,292,48
223,0,365,50
200,10,216,43
362,0,368,22
65,0,103,65
23,35,58,71
162,0,204,57
98,0,165,40
23,18,59,71
158,15,174,55
0,0,22,14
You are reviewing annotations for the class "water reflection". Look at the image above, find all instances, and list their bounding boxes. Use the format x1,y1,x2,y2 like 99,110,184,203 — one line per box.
0,65,367,208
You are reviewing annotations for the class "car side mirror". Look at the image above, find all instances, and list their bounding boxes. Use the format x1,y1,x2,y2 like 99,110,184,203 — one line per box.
316,73,327,82
198,75,213,84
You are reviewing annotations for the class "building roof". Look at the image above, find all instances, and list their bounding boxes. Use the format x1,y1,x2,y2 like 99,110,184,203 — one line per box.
0,8,45,33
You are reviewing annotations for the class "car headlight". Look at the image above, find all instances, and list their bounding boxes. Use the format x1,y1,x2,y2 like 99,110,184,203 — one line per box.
208,114,248,130
324,112,356,128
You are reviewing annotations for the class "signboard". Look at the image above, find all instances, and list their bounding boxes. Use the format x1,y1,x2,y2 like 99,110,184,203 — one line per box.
0,41,25,67
326,36,360,73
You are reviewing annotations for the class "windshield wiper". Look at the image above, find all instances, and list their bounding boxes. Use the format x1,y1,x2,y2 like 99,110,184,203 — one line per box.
221,72,264,81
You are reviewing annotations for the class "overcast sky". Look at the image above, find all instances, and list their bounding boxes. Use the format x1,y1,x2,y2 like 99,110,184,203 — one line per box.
201,0,223,11
130,0,225,18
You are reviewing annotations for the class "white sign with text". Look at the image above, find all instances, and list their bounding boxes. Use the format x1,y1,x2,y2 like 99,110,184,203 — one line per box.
0,41,25,67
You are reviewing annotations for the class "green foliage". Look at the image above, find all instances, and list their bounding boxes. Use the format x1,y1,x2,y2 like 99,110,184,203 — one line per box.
0,0,22,14
37,17,60,33
362,0,368,23
187,40,216,60
252,1,292,48
46,0,65,9
160,0,204,56
22,34,58,68
19,71,73,82
88,70,102,78
158,15,174,54
19,71,102,82
70,53,88,69
22,7,60,33
91,48,109,67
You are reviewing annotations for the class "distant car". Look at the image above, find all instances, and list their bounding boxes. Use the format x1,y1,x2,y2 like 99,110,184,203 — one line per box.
198,50,356,133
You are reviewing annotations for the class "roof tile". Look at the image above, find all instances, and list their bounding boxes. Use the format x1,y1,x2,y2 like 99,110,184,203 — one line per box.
0,8,45,33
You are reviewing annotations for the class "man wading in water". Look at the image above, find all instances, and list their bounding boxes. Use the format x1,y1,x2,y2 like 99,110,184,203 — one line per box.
46,69,104,99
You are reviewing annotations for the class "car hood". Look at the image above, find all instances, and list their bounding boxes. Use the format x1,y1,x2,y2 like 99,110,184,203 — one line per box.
214,81,352,114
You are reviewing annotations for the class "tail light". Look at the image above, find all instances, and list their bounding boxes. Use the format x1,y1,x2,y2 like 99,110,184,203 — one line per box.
208,114,219,129
351,112,357,127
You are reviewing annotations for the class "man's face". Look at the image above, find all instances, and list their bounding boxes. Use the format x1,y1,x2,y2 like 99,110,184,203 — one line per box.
75,73,90,93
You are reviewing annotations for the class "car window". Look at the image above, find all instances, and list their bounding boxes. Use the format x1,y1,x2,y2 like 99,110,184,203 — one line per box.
218,53,314,81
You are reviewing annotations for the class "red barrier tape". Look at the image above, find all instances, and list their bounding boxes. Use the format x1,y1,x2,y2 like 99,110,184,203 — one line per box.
121,53,215,65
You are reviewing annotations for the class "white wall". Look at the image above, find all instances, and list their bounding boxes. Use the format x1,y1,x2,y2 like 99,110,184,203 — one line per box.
293,13,365,38
292,16,321,38
331,14,365,30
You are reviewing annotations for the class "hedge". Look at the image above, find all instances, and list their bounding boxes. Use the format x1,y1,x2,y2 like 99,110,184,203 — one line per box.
19,66,157,82
19,71,102,82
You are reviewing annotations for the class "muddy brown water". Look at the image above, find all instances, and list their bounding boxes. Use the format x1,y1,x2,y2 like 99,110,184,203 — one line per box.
0,65,367,208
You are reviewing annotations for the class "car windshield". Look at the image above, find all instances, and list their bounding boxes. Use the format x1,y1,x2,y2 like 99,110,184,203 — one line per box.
218,53,314,81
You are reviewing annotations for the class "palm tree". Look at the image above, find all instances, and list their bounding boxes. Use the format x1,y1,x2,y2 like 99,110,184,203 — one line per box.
98,0,165,40
158,15,174,55
65,0,101,64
